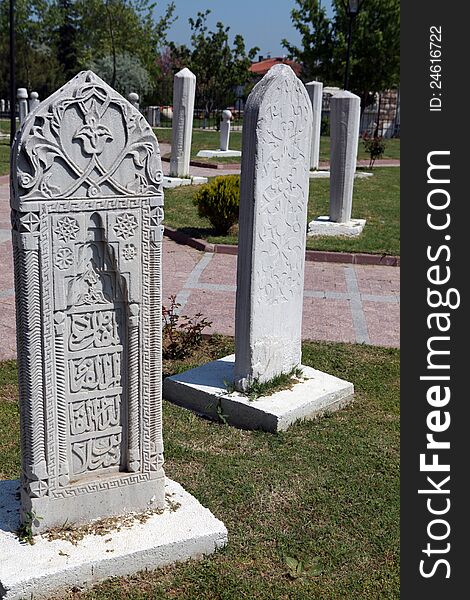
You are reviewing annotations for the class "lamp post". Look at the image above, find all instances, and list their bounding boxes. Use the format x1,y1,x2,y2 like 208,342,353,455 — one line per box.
9,0,16,145
343,0,364,91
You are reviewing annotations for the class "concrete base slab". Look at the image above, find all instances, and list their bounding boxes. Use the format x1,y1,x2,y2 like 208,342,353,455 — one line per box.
0,478,227,600
309,171,373,179
191,176,209,185
196,150,241,158
308,217,366,237
163,176,208,189
163,355,354,432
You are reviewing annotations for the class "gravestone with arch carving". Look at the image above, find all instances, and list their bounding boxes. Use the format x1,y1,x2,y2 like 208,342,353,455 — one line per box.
11,70,166,532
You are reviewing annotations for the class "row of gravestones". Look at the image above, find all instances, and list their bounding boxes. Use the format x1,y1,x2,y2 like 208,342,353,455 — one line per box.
167,68,364,232
4,65,353,596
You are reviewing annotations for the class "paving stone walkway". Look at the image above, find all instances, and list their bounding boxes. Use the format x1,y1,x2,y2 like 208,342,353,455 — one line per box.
0,180,399,362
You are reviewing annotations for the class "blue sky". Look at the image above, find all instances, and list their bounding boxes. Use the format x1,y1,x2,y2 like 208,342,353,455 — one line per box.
159,0,334,58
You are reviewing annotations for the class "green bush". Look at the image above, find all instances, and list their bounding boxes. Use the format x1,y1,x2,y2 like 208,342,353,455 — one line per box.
362,133,387,168
193,175,240,234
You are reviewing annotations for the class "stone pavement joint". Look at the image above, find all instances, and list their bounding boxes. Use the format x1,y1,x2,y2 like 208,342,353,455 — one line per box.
344,265,371,344
174,252,214,313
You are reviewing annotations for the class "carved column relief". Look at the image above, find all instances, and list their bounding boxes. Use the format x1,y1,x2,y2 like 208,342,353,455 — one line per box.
234,65,312,391
12,211,48,497
148,203,164,471
54,311,69,486
127,303,140,472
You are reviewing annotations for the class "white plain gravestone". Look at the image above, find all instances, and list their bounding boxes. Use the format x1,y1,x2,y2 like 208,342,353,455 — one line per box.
17,88,28,124
308,90,366,237
2,70,226,598
169,68,196,178
28,91,40,112
330,90,361,222
220,109,232,151
128,91,139,110
196,109,241,158
305,81,323,170
164,65,354,432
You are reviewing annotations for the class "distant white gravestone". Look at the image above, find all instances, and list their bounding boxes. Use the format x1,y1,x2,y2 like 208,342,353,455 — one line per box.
169,67,196,178
29,91,40,111
305,80,323,170
234,64,312,390
17,87,28,123
329,90,361,222
308,90,366,237
11,70,166,532
196,108,242,158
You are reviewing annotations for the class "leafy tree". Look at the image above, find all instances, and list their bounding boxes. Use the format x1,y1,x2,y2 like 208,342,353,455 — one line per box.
49,0,81,81
283,0,400,109
0,0,176,100
77,0,176,88
169,10,259,116
332,0,400,108
91,51,151,97
282,0,335,83
0,0,62,98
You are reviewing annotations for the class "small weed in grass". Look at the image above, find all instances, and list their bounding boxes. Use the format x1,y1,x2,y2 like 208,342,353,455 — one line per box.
284,555,323,579
17,511,42,544
227,366,304,400
162,295,212,360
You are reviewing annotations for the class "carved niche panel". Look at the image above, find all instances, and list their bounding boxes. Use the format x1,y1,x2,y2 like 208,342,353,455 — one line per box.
11,71,165,531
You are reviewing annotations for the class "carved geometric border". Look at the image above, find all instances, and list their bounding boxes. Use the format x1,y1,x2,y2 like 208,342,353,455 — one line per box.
51,471,154,498
40,205,58,493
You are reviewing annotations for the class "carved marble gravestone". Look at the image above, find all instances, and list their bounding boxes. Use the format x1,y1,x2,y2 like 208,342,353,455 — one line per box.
234,64,312,390
11,70,166,532
164,65,354,431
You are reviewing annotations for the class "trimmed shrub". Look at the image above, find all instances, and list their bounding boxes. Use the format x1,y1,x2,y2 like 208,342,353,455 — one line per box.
193,175,240,234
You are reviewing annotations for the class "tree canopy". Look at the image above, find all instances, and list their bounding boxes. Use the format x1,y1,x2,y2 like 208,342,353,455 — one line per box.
0,0,176,100
282,0,400,107
164,10,259,113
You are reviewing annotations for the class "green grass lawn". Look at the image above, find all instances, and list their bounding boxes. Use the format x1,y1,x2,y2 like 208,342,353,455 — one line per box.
154,128,400,165
0,338,399,599
165,167,400,255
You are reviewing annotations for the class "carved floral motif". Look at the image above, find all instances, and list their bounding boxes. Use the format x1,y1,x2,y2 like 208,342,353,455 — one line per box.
14,71,163,202
113,213,138,240
122,243,137,261
74,100,113,155
55,247,73,270
55,216,79,242
255,71,310,306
